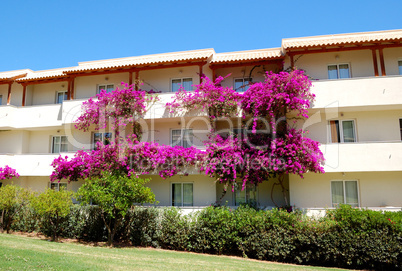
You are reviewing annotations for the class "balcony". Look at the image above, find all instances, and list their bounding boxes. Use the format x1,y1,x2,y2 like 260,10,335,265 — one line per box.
321,141,402,172
311,76,402,111
0,104,63,129
62,93,206,125
0,153,74,176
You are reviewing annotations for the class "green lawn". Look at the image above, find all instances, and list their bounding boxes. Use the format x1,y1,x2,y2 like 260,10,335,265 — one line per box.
0,233,351,271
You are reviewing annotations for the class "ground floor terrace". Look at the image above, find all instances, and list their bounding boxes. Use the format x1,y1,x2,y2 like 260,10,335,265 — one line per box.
1,172,401,213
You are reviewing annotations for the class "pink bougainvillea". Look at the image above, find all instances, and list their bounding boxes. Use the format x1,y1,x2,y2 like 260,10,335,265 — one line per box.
51,70,325,208
241,70,314,132
167,75,241,127
0,166,19,180
75,82,158,140
51,136,205,182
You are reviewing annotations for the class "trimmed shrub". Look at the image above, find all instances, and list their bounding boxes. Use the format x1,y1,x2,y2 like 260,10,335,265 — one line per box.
6,202,402,270
130,207,162,247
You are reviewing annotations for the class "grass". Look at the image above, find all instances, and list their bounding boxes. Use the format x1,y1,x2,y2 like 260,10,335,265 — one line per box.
0,233,351,271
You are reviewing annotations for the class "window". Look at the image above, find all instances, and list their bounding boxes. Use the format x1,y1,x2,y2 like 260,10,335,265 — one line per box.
328,64,350,79
217,128,243,140
171,129,193,148
234,182,257,206
171,78,192,92
56,91,67,104
0,95,3,105
398,61,402,75
331,180,359,207
400,119,402,140
50,182,67,191
329,120,356,143
97,84,114,94
234,78,252,92
52,136,68,153
172,183,193,206
93,132,112,149
233,128,245,138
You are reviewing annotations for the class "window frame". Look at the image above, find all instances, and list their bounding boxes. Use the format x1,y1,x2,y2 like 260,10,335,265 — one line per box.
49,182,68,191
171,182,193,207
328,119,357,143
399,118,402,140
171,77,193,92
327,63,351,79
55,91,68,104
51,135,68,153
92,132,113,150
97,84,115,94
234,77,252,92
233,181,258,206
171,129,193,148
330,180,360,207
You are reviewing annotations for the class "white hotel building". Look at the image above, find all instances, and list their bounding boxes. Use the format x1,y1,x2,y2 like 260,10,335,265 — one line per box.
0,29,401,211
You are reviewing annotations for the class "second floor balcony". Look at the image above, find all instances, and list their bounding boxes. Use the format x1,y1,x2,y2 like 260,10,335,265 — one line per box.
311,75,402,111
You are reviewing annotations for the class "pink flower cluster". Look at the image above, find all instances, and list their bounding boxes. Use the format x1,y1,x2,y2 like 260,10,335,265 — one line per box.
166,75,241,121
75,82,157,133
0,165,19,180
51,137,205,182
271,128,325,177
242,70,314,132
202,128,324,190
51,70,325,188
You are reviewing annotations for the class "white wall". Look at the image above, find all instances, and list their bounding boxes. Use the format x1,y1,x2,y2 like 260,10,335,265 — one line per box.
1,176,84,193
216,176,289,208
284,50,375,80
139,66,200,93
294,109,402,144
383,47,402,76
32,82,66,105
142,174,216,206
290,171,402,208
215,65,274,89
74,73,129,99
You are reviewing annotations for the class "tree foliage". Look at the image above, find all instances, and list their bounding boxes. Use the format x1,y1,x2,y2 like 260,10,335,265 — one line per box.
31,188,74,241
0,184,31,233
76,173,156,246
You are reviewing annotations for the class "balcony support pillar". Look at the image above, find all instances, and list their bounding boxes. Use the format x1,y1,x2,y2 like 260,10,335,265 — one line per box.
6,82,12,105
70,77,75,99
199,64,203,83
135,71,139,91
22,84,27,106
128,71,133,86
67,79,71,100
290,54,294,69
371,49,379,77
379,48,386,76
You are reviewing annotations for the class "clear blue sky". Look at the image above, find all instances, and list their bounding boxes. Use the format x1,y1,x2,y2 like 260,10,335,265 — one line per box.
1,0,401,72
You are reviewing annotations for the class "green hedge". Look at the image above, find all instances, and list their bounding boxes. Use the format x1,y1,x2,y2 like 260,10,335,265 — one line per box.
4,204,402,270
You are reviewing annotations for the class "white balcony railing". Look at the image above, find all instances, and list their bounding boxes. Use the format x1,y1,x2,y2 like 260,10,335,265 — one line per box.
311,75,402,110
0,153,75,176
1,141,401,176
321,141,402,172
0,104,62,129
1,76,402,129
